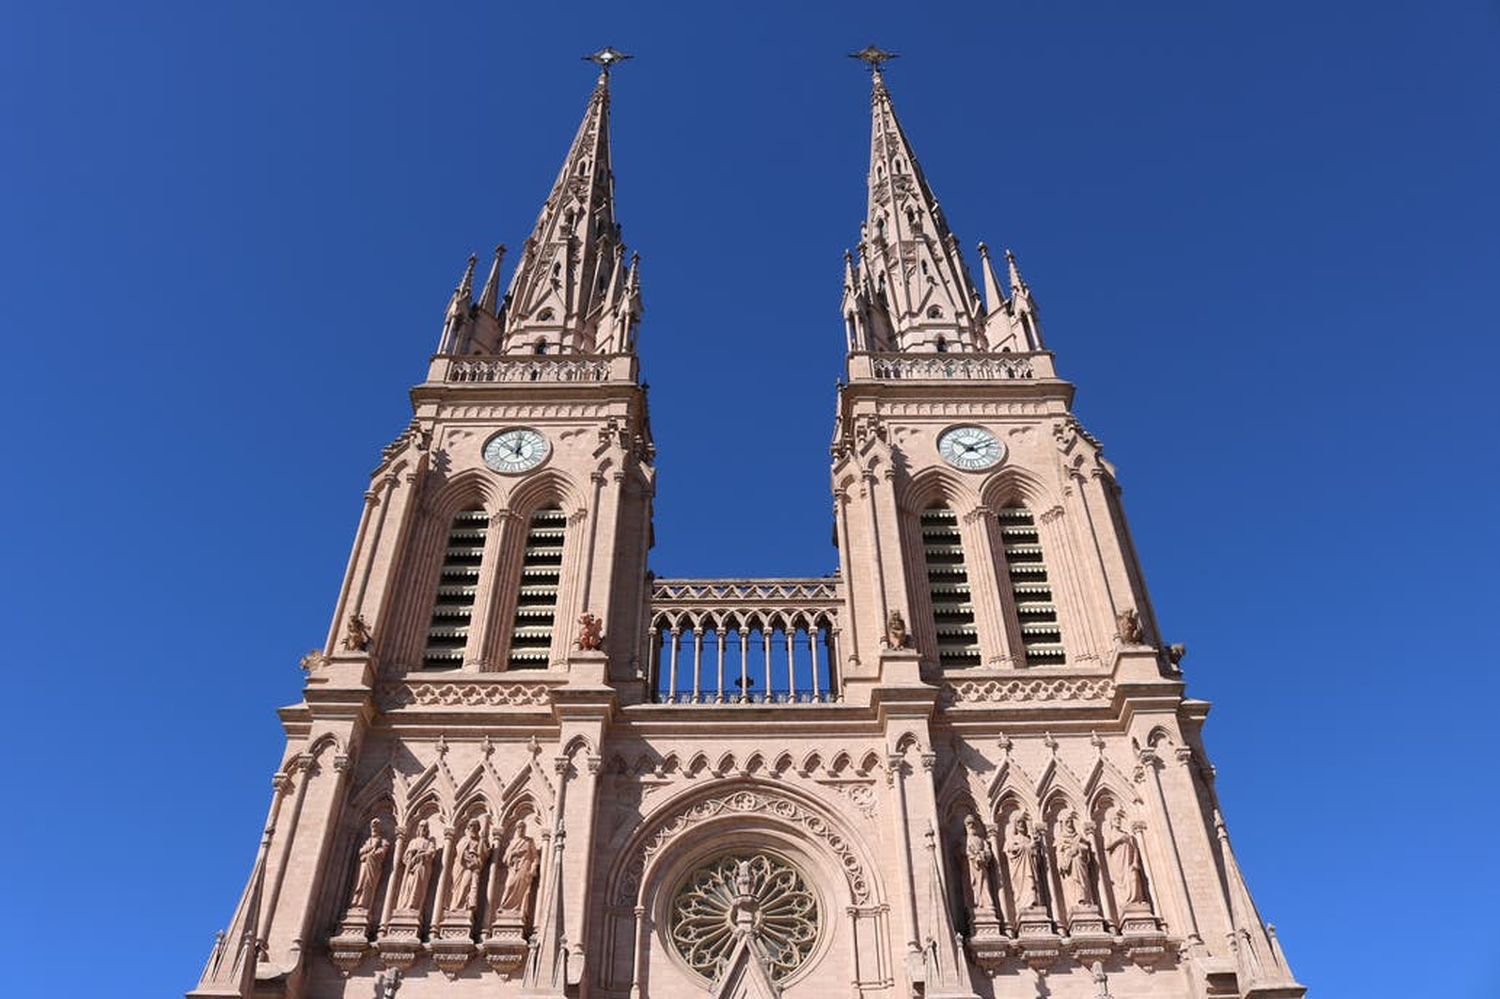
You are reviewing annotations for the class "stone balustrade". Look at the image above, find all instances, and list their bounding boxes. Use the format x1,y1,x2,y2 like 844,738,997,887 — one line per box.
849,351,1046,382
647,577,842,704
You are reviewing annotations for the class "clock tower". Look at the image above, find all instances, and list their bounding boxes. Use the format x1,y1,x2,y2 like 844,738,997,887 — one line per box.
191,51,1304,999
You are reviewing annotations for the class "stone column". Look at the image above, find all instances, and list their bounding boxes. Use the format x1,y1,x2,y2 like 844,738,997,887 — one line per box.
464,509,516,669
960,506,1021,668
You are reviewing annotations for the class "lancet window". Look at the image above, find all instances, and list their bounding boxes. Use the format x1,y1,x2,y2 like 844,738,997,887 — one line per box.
505,506,566,669
920,507,981,668
997,505,1065,665
420,507,488,669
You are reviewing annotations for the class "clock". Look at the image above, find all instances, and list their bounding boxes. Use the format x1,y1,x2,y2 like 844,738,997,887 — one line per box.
937,425,1005,471
482,428,550,474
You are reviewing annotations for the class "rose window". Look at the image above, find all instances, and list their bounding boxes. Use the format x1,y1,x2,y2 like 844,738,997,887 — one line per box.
668,853,819,981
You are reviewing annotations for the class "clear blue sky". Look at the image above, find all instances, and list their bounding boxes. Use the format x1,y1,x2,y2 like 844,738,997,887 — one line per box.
2,2,1497,996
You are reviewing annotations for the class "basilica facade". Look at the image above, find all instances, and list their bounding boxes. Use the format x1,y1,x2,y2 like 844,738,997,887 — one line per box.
190,50,1304,999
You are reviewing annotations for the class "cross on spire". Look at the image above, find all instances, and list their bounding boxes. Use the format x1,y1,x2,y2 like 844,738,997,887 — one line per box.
583,45,633,81
848,45,898,73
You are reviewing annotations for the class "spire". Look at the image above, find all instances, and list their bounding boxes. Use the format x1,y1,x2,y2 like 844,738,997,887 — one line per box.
846,51,983,354
437,253,478,353
977,242,1006,316
501,49,638,355
1213,809,1303,991
1005,248,1045,349
477,244,506,317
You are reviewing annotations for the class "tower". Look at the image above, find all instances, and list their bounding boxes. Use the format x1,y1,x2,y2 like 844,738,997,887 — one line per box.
191,50,1303,999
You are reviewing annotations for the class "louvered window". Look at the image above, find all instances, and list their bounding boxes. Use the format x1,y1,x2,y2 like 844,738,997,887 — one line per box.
421,508,488,669
921,508,981,668
507,506,566,669
998,506,1065,665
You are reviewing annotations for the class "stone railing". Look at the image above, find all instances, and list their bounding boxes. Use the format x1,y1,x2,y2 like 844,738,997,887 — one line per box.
429,354,638,385
858,352,1039,381
646,577,843,704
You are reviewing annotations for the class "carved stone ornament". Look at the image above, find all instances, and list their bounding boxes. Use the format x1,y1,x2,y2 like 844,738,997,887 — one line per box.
394,821,438,914
1003,812,1044,913
1053,809,1096,909
495,819,540,919
343,613,373,652
962,814,997,916
575,611,604,651
1167,643,1187,668
669,853,818,984
1115,608,1144,645
883,609,909,649
299,649,328,673
347,818,390,915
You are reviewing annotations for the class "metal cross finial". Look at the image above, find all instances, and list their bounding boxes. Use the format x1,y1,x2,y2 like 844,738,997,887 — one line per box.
583,46,633,76
849,45,898,72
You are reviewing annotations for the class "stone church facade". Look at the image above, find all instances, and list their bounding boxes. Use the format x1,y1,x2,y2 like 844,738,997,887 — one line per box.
190,50,1305,999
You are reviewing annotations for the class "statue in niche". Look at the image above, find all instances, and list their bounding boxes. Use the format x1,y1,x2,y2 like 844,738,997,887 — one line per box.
347,818,390,912
1115,608,1143,645
495,819,540,921
343,612,373,651
884,610,909,648
962,814,996,913
575,612,604,651
1053,809,1097,908
446,818,488,914
395,820,438,913
1105,808,1151,908
1003,812,1042,911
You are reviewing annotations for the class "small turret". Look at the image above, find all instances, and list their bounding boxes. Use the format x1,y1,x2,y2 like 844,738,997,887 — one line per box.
437,253,478,354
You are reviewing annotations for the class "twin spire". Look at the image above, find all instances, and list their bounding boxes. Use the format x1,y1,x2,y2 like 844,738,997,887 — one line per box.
438,48,1044,361
843,48,1045,355
438,47,641,359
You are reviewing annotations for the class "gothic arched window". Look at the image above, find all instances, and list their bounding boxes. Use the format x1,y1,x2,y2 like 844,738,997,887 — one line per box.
506,506,567,669
421,507,489,669
534,339,548,355
920,507,980,668
997,505,1065,665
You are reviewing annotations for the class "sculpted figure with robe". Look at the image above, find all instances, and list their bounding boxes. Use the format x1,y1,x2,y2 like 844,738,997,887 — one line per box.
1105,808,1151,908
962,814,996,913
347,818,389,912
396,820,438,913
496,819,540,921
1003,812,1042,911
1054,809,1097,908
446,818,488,914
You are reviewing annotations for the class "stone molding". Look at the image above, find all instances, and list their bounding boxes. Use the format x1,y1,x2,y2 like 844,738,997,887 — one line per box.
376,680,554,710
940,677,1115,705
614,787,873,907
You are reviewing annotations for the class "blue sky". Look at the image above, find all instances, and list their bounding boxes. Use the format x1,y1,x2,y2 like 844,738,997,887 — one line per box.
2,2,1497,996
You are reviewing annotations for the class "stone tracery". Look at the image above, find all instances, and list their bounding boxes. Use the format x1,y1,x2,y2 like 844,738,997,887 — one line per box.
668,852,819,983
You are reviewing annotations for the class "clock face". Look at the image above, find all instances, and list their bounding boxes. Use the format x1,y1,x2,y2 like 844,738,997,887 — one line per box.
938,425,1005,471
482,428,550,474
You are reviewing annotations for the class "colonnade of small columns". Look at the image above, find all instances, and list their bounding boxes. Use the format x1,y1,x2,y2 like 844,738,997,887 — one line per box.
646,611,839,704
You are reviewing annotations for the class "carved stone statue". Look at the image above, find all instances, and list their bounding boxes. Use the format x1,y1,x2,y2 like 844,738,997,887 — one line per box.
575,612,604,651
962,814,996,913
343,612,373,652
495,820,540,920
298,649,327,673
1105,808,1151,908
347,818,390,912
395,820,438,913
884,610,909,648
1053,809,1096,908
445,819,488,914
1003,812,1042,910
1167,643,1187,668
1115,608,1143,645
